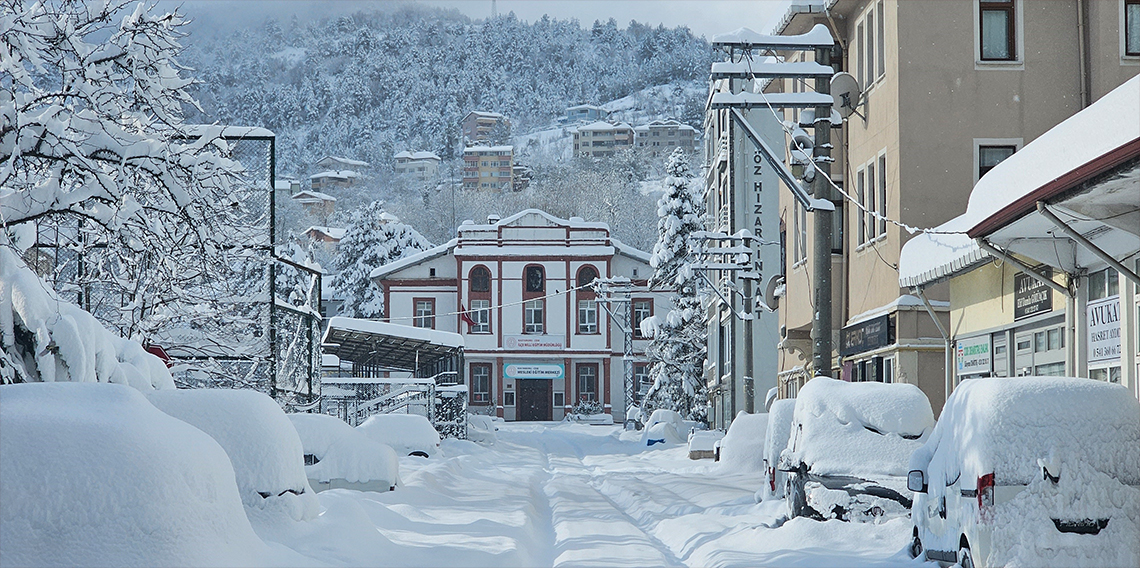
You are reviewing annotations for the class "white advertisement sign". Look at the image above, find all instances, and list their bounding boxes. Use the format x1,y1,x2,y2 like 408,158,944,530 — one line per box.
504,362,564,380
504,335,565,350
956,335,991,376
1087,296,1121,364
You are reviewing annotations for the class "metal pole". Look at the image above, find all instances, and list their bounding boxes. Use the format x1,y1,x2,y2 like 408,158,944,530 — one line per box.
743,277,754,413
811,46,834,378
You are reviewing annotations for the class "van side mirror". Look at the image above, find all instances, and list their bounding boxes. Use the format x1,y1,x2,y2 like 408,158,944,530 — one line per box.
907,470,927,493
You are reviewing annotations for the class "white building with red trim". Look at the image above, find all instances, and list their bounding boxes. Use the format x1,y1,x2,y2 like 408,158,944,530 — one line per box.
370,209,668,421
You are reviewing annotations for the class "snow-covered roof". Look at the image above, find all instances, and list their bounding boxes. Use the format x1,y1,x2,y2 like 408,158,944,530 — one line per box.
324,317,464,349
846,294,949,327
898,75,1140,288
309,170,358,180
317,156,369,169
612,237,651,263
712,23,834,49
709,91,833,109
464,145,513,153
411,151,440,161
465,110,505,119
576,121,632,132
370,238,458,280
179,124,275,139
458,208,610,232
633,119,698,133
304,226,346,240
770,1,832,36
393,151,413,159
567,104,604,111
292,190,337,202
710,60,834,79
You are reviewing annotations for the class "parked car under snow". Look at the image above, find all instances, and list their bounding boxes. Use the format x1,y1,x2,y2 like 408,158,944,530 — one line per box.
779,377,934,522
907,377,1140,568
356,413,441,457
287,413,400,492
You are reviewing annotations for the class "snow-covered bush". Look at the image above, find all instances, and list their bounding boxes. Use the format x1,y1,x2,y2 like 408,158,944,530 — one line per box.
147,389,319,522
331,203,432,317
718,411,767,473
0,382,265,566
1,248,174,390
571,398,603,416
287,412,400,492
640,148,707,423
357,413,442,457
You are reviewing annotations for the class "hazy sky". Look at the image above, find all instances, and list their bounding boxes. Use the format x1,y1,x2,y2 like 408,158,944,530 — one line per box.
175,1,792,40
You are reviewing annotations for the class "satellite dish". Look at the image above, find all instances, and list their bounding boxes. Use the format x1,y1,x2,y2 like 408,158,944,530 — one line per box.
830,72,863,119
764,275,785,311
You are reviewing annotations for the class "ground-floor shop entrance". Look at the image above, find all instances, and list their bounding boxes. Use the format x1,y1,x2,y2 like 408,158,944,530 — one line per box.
517,379,552,421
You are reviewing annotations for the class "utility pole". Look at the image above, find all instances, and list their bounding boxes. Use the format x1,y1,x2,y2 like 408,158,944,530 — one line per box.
811,46,834,378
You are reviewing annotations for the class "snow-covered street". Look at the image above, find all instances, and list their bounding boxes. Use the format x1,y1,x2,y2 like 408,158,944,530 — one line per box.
256,422,926,568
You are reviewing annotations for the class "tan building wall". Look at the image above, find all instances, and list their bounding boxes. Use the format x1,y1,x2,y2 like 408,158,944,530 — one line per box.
948,259,1069,338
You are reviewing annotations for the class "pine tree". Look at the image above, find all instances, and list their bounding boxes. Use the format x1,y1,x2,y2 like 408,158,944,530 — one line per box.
331,202,433,318
640,148,708,423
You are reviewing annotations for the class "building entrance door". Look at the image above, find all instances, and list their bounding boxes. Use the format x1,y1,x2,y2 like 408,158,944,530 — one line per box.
517,379,552,421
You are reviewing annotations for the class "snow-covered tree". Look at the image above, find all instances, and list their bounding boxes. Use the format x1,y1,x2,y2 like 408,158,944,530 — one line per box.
640,148,708,423
331,202,432,318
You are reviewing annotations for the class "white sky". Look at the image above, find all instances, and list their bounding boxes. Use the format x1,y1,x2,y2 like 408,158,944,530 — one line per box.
175,1,791,40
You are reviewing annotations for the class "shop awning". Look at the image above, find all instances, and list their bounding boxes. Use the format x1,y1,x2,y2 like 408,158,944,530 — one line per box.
321,317,463,372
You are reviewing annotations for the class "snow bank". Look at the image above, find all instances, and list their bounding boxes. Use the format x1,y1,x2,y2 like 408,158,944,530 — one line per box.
784,377,934,477
147,389,319,521
0,383,264,566
718,411,767,472
0,247,174,390
762,399,796,500
287,413,399,490
688,429,724,459
357,412,441,457
911,377,1140,491
640,409,687,446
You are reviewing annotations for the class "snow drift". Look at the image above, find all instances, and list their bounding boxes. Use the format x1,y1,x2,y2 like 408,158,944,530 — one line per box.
147,389,319,521
0,382,265,567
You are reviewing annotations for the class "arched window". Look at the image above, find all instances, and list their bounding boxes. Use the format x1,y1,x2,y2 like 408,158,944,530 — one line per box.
470,266,491,294
576,265,599,335
523,265,545,334
576,266,598,289
467,266,492,334
525,265,545,294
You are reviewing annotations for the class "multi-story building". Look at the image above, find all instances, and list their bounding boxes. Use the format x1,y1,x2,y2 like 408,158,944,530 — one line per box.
565,104,608,123
572,121,635,159
291,190,336,219
635,119,699,158
461,111,510,144
371,209,667,422
767,0,1139,414
393,151,441,183
309,170,357,192
462,145,514,191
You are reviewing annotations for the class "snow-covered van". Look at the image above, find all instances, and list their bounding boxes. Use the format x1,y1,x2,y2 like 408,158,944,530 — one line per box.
780,377,934,522
907,377,1140,568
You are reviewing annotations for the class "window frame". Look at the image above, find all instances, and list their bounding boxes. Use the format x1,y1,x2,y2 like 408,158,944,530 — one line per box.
973,139,1022,184
876,153,888,236
1124,0,1140,57
979,0,1016,61
975,0,1023,67
631,299,653,339
856,167,866,246
576,363,599,402
577,299,598,334
469,299,491,334
524,265,545,295
413,297,435,329
524,299,545,334
470,363,491,404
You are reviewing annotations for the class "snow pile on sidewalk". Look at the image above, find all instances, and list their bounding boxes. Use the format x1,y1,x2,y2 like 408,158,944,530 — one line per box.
287,412,400,489
718,411,767,472
785,377,933,477
0,383,265,566
357,412,441,457
0,247,173,390
147,389,319,521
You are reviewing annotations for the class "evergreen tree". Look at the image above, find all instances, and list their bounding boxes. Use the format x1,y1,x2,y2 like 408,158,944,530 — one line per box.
331,202,433,318
640,148,708,423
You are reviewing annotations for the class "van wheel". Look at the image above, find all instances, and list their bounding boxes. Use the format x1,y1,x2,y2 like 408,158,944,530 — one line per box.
958,543,974,568
908,530,922,559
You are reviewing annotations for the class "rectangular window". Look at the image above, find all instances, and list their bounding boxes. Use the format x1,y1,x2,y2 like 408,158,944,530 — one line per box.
578,300,598,334
798,200,808,262
792,201,803,263
1089,267,1119,300
470,299,491,333
980,0,1015,61
632,300,652,338
866,162,877,240
857,22,866,87
857,168,866,245
1034,362,1066,376
577,364,598,402
866,11,875,82
979,145,1016,178
503,391,515,407
414,299,435,329
877,155,888,235
553,391,565,408
876,1,886,78
1047,327,1062,350
634,364,651,398
1034,331,1046,353
525,299,544,334
1128,0,1140,55
470,364,491,404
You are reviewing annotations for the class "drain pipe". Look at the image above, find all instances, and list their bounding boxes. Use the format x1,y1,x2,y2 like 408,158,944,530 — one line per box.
913,287,953,406
1077,0,1091,108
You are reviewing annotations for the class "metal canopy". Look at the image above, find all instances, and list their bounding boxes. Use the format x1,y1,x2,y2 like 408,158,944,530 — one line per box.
711,24,834,51
710,91,833,109
710,61,835,80
321,318,463,372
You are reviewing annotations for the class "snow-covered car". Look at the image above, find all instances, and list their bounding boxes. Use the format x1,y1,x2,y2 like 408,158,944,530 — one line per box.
688,429,724,460
640,408,687,446
467,413,499,445
357,413,441,457
717,411,766,469
907,377,1140,568
147,388,320,521
761,398,796,501
0,383,265,566
780,377,934,522
287,413,400,492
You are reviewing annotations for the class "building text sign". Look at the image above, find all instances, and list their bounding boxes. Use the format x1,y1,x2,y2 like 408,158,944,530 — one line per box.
1014,269,1052,320
504,362,564,380
840,314,893,356
1087,296,1121,364
504,335,565,350
956,335,991,376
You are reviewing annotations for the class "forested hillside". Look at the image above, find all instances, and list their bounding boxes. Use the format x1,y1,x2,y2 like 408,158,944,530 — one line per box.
183,4,713,179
